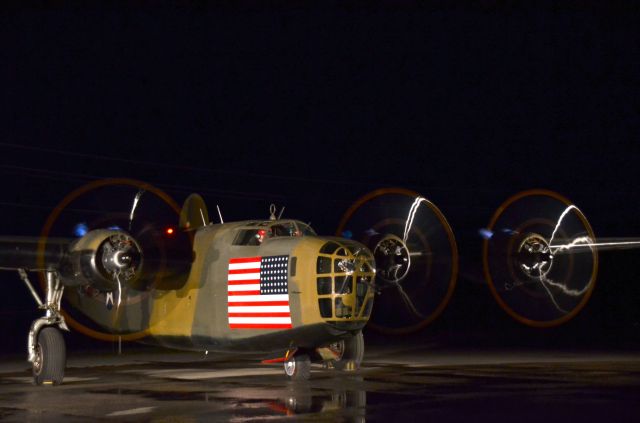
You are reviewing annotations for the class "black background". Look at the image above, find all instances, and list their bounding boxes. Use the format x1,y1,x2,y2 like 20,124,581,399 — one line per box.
1,1,639,354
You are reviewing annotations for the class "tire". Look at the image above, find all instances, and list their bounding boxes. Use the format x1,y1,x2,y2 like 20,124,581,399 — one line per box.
331,331,364,371
284,354,311,381
33,327,66,386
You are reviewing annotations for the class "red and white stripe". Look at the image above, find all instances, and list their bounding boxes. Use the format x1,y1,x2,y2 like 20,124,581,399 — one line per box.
227,257,292,329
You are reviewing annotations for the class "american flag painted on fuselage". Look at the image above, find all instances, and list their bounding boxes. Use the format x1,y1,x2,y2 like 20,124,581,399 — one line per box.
227,255,292,329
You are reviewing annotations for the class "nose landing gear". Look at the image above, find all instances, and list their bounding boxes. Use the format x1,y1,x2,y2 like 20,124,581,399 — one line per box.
284,352,311,381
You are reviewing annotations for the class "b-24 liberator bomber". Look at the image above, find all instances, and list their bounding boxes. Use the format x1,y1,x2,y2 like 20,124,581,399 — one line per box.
2,179,629,386
0,179,458,385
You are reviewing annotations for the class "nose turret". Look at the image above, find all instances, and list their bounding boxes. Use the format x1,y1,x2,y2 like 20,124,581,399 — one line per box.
314,240,376,330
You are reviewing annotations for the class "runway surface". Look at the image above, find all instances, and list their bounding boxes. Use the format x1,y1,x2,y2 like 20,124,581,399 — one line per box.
1,344,640,422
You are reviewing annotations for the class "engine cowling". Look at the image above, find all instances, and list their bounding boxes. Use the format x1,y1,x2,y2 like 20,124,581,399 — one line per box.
60,229,143,291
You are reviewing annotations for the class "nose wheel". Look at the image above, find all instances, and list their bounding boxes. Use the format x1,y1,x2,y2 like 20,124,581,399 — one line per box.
284,353,311,381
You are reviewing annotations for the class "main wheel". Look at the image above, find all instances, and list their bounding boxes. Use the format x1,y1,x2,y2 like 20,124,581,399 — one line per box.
33,327,66,386
284,354,311,381
329,331,364,371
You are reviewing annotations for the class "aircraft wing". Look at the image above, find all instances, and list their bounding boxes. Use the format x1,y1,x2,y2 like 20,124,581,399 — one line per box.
0,236,71,272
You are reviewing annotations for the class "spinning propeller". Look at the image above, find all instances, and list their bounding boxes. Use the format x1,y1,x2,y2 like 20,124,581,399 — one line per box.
337,188,458,334
482,189,598,327
38,178,195,341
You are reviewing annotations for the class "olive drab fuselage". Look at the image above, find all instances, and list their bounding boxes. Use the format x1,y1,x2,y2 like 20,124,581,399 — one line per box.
65,219,376,354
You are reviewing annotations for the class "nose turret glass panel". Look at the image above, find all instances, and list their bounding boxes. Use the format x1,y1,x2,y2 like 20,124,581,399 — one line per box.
315,241,375,322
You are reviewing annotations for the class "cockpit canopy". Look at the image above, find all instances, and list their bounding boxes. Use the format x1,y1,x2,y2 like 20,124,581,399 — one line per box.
232,220,316,246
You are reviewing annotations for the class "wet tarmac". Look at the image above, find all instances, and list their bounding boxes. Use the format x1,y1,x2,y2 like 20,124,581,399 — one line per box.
1,345,640,422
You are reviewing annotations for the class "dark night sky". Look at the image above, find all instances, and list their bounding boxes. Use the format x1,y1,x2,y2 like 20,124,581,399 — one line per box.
1,1,640,353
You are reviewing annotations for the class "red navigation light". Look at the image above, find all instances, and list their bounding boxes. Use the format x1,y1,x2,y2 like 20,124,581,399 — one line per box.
165,227,175,235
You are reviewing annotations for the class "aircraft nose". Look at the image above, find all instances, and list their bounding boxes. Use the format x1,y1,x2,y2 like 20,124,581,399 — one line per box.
313,239,376,327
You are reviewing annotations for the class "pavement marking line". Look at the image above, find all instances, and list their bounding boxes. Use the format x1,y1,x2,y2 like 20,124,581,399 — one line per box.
107,407,156,417
2,377,98,384
135,368,284,380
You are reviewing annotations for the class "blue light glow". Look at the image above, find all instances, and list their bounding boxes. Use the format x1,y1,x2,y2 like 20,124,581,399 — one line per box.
478,228,494,240
73,223,89,237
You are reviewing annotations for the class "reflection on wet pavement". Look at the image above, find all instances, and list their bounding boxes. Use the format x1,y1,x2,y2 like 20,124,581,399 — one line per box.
0,348,639,421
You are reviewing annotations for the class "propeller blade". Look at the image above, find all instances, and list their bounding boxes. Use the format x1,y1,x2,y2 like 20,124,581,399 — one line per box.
482,189,598,327
337,188,458,334
39,178,193,341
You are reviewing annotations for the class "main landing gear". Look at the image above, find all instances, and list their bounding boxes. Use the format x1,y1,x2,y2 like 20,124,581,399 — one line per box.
18,269,68,385
284,331,365,380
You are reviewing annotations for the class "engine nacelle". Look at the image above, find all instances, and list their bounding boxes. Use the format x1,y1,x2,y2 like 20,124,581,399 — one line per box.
60,229,143,291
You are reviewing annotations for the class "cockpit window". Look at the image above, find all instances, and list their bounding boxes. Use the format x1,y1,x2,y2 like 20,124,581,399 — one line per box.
233,221,316,245
233,229,268,246
271,221,316,237
297,223,316,236
270,222,297,237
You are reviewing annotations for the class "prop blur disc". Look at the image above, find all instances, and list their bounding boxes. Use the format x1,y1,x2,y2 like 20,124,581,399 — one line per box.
482,189,598,327
38,178,188,342
337,188,458,334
